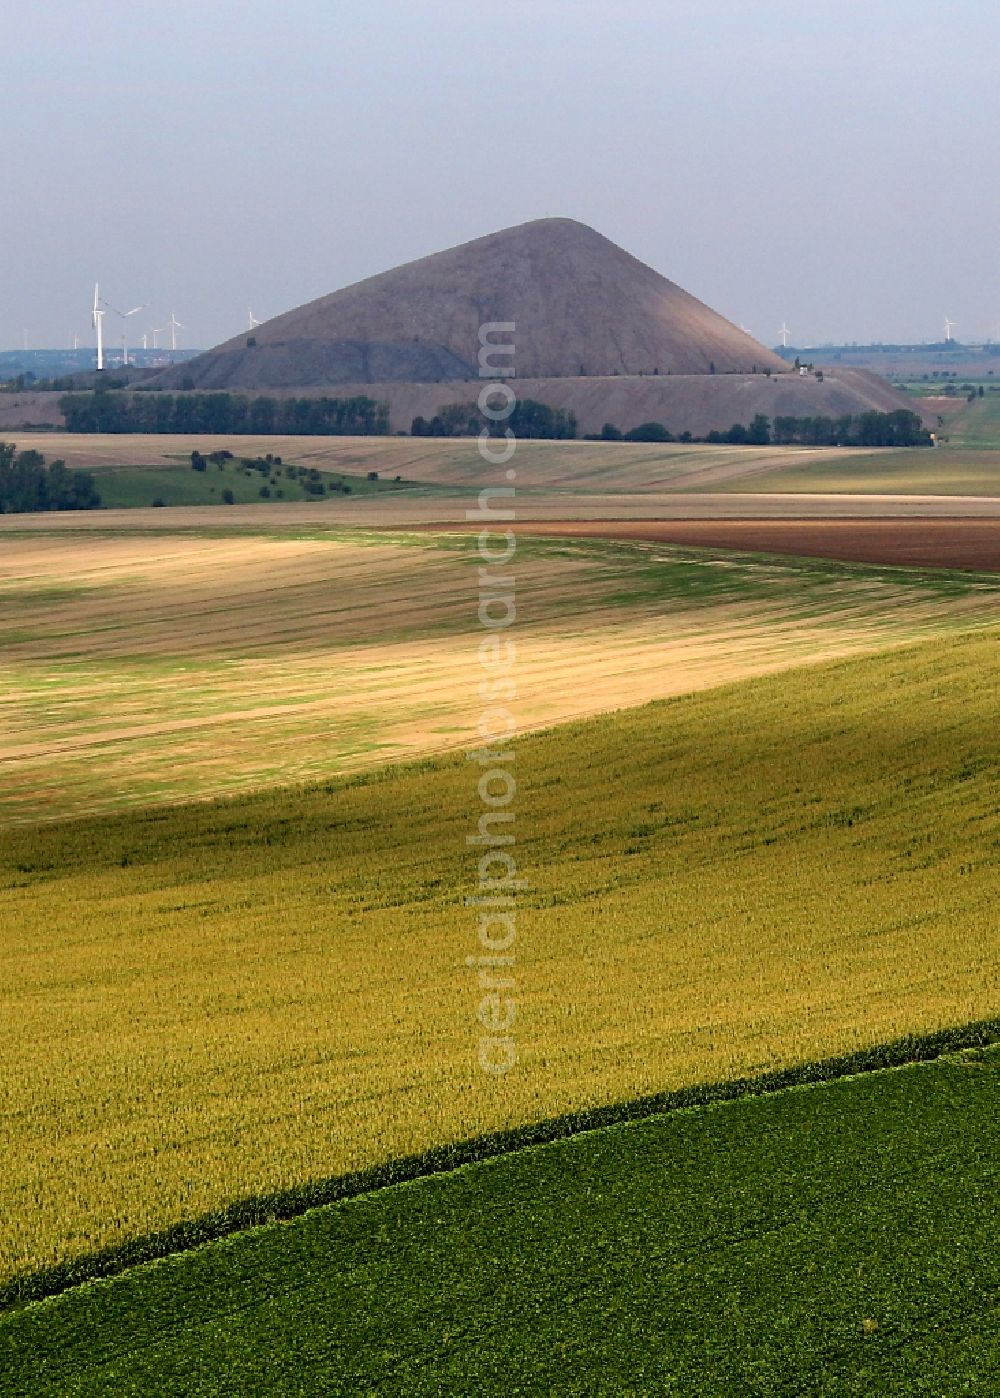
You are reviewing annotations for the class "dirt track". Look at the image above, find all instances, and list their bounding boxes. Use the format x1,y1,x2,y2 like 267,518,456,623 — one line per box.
505,519,1000,572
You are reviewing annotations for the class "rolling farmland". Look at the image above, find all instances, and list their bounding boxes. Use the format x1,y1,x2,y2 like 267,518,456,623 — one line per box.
3,431,1000,1391
1,527,997,821
5,428,1000,496
7,7,1000,1387
1,628,998,1292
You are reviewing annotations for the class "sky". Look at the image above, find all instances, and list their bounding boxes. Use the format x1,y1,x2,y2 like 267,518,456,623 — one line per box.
2,0,998,352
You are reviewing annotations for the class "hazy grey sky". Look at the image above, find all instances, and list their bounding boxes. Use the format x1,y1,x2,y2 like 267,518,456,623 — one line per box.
3,0,998,351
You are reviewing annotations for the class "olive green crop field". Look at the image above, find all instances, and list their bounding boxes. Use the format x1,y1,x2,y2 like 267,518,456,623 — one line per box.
1,627,998,1291
3,1045,997,1396
718,445,1000,496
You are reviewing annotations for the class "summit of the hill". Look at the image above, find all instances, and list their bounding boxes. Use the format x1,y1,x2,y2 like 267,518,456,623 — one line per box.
149,218,790,389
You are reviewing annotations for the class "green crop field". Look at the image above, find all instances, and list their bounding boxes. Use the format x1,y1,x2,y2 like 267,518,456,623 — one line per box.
2,1044,997,1396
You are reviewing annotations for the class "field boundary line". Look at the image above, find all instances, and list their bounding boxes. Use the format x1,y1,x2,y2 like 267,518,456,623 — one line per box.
3,1017,999,1313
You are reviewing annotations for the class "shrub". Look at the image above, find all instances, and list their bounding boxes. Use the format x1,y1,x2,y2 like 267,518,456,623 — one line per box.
624,421,672,443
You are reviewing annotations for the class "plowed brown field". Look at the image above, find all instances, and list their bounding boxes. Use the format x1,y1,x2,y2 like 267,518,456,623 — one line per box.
504,518,1000,572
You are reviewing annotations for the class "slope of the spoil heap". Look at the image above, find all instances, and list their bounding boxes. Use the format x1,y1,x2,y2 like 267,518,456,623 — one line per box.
148,218,790,389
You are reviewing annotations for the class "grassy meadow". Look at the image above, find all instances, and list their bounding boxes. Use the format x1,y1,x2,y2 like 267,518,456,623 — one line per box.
948,387,1000,447
900,381,1000,448
88,457,420,509
1,627,998,1290
4,1045,997,1395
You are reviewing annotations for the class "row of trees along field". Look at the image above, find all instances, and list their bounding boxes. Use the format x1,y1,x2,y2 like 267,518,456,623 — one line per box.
58,391,390,436
0,443,101,512
708,409,930,447
411,405,929,447
411,399,579,439
53,389,928,447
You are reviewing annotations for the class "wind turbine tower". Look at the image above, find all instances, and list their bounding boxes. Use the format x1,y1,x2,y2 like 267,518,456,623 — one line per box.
168,311,183,351
248,309,260,330
779,321,791,348
944,317,957,343
92,284,106,371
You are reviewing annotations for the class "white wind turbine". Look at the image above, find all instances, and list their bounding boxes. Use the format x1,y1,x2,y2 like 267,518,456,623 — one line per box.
168,311,183,351
778,321,791,348
944,317,957,343
92,283,106,370
248,308,260,330
115,303,147,366
150,327,165,349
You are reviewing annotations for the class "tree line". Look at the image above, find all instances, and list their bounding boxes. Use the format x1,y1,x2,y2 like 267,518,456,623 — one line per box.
0,443,101,512
412,399,578,440
58,391,390,436
707,409,930,447
55,388,929,449
410,404,928,447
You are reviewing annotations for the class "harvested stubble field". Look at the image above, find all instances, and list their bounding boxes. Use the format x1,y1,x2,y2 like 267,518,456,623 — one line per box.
0,629,998,1291
1,527,998,821
7,494,1000,542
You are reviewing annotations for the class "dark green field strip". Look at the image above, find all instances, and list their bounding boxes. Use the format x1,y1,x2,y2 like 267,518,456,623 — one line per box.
2,1046,997,1396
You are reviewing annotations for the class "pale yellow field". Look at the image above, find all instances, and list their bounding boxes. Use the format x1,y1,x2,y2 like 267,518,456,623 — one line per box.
2,527,997,822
